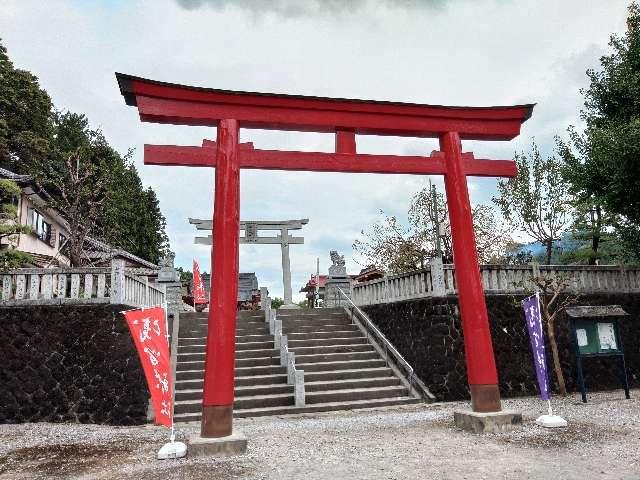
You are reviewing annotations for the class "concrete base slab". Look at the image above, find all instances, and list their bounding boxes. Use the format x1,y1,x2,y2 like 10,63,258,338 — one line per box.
279,303,301,309
188,431,248,457
454,410,522,433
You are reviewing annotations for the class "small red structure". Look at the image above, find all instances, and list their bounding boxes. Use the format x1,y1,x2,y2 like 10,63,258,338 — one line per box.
116,73,533,438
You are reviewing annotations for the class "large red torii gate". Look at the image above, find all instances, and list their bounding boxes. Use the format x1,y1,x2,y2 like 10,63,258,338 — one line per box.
116,73,533,438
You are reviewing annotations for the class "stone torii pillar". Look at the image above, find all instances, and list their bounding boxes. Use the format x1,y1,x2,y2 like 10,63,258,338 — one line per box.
190,218,307,308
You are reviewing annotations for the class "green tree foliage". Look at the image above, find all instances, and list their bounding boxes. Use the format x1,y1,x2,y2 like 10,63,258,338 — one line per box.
0,39,53,171
493,141,572,265
0,39,168,265
271,297,284,309
559,3,640,262
0,179,33,269
176,267,193,284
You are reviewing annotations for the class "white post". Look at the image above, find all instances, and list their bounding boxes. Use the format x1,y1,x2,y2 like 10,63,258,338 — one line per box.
281,230,293,305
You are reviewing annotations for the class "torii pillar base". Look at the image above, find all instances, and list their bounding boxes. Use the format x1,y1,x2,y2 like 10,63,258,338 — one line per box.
454,410,522,434
189,430,248,457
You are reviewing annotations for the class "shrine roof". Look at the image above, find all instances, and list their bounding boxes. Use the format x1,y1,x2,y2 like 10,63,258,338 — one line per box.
116,73,534,140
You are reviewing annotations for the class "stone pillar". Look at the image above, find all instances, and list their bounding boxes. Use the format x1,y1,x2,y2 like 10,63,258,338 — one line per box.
281,236,293,305
430,256,446,296
110,259,126,305
324,250,352,308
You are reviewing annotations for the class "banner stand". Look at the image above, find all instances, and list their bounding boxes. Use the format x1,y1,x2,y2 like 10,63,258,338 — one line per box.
535,399,568,428
157,300,187,459
523,292,567,429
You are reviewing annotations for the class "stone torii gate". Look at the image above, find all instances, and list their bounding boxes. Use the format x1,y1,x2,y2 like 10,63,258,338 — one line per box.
116,72,533,441
189,218,307,308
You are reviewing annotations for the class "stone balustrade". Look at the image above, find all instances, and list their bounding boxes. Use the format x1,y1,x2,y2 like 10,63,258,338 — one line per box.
264,298,305,407
352,263,640,306
0,259,166,308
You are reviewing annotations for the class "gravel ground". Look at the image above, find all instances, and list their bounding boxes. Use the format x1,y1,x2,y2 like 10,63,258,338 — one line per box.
1,389,639,480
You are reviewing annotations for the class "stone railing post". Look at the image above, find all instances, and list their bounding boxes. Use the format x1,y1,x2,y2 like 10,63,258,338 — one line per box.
110,259,126,305
279,335,288,366
430,256,446,296
286,351,296,384
274,319,283,348
294,370,305,407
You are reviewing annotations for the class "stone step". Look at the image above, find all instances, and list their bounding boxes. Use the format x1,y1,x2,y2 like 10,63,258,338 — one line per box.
284,330,362,341
282,324,359,334
179,340,275,353
287,336,367,348
174,393,294,414
178,360,286,374
185,325,269,335
303,367,396,382
305,376,401,392
274,311,345,320
173,396,421,422
306,385,408,404
175,372,289,391
236,334,274,344
175,383,294,402
279,317,352,327
296,358,386,372
294,350,380,364
288,344,374,356
178,348,280,361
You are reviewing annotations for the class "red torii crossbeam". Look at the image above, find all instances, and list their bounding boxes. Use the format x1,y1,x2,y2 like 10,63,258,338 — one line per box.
116,73,533,439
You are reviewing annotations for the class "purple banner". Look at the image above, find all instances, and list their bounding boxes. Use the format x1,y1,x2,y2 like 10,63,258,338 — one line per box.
523,293,550,401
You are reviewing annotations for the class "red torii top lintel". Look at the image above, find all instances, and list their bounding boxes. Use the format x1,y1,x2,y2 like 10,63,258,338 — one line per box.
116,73,533,141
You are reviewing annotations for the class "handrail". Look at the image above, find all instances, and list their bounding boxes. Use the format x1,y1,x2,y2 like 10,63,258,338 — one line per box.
336,286,434,401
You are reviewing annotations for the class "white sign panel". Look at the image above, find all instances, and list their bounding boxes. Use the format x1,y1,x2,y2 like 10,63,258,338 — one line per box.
576,328,588,347
597,322,617,350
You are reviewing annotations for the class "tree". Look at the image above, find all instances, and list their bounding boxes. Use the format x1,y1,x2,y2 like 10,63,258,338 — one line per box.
271,297,284,309
354,185,511,274
528,273,578,396
26,113,108,266
557,3,640,262
1,41,169,266
0,39,53,172
0,179,33,269
98,160,169,264
493,141,572,265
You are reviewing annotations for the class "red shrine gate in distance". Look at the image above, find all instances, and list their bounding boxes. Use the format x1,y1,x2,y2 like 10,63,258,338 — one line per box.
116,73,533,438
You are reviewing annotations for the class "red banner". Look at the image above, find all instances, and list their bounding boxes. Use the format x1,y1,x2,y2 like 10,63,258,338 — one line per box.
123,307,172,428
193,258,207,305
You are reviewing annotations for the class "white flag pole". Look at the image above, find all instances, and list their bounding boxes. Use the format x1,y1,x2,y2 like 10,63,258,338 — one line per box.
157,300,187,459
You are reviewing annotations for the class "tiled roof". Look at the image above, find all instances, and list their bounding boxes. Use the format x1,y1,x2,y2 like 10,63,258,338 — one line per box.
0,167,33,184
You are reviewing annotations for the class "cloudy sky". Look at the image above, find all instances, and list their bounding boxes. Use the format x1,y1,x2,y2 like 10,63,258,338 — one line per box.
1,0,630,301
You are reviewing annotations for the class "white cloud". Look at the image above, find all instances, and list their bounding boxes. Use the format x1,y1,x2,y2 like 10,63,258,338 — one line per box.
0,0,630,300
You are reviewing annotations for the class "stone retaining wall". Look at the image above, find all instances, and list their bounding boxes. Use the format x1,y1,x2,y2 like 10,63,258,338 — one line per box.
0,304,148,425
363,293,640,401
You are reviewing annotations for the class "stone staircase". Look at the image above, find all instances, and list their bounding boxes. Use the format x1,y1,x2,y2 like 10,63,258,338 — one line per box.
173,308,420,422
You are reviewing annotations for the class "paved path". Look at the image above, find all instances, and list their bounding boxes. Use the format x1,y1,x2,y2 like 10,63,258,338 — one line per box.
1,390,638,479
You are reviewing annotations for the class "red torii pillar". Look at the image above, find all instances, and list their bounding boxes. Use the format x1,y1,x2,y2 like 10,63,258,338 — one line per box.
116,73,533,437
